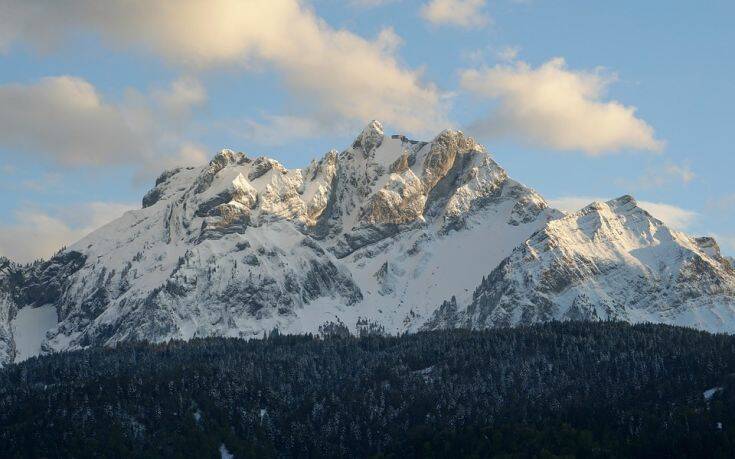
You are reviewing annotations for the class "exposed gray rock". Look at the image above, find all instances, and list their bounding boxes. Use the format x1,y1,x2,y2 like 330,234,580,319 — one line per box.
17,122,731,367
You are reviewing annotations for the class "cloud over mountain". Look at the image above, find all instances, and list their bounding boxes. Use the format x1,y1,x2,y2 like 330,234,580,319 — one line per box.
1,0,447,134
0,77,140,166
0,76,208,171
461,58,663,154
0,201,136,263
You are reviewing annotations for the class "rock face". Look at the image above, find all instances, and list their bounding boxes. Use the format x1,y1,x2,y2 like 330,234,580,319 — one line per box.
0,258,16,365
0,121,562,365
1,122,733,365
426,196,735,332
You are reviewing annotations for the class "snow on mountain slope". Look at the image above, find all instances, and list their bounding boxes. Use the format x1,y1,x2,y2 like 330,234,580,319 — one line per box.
11,304,56,361
3,122,731,367
0,121,559,364
427,196,735,332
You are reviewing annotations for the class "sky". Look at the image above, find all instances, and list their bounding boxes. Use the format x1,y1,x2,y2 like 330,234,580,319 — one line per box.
0,0,733,262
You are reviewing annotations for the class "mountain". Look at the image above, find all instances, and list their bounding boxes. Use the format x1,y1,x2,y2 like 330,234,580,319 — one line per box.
0,121,561,365
1,122,733,365
426,196,735,331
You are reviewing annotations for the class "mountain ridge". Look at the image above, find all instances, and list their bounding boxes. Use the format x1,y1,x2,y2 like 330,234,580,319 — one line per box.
1,121,733,365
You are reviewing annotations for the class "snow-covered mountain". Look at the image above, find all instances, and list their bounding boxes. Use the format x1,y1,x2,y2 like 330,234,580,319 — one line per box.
1,122,733,365
0,121,561,364
426,196,735,332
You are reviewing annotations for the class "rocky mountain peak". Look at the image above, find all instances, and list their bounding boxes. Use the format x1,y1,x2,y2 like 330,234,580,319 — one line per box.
548,195,670,248
695,236,723,259
579,195,649,220
354,120,384,157
427,190,735,332
2,123,733,367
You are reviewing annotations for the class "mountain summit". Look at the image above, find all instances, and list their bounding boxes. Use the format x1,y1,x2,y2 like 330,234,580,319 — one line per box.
1,122,733,365
426,195,735,331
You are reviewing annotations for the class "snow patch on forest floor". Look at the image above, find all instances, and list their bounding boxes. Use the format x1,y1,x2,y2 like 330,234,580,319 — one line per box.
219,443,233,459
704,387,723,400
11,305,56,362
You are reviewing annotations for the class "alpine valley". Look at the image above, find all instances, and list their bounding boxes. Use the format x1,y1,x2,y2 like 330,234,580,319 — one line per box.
1,121,734,366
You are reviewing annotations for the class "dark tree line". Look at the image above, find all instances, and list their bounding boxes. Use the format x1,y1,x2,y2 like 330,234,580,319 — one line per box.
1,321,735,458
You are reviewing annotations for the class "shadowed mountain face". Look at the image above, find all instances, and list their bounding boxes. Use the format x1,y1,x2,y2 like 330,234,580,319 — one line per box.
1,121,733,365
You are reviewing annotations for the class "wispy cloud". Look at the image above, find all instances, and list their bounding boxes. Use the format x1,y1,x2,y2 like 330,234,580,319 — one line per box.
707,193,735,212
0,76,141,166
232,114,353,147
348,0,400,7
496,45,520,62
616,162,695,190
421,0,490,29
717,235,735,257
0,76,209,175
461,58,663,154
0,201,136,263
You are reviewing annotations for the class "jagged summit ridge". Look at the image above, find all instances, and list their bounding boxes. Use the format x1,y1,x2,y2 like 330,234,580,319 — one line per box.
0,121,560,365
1,122,733,366
426,195,735,331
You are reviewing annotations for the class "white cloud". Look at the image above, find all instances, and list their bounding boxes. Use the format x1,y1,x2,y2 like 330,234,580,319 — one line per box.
462,45,520,66
496,46,520,62
20,173,62,192
236,115,349,146
637,201,698,230
0,76,209,174
421,0,490,28
717,235,735,257
349,0,399,7
461,58,663,154
2,0,446,135
616,162,695,190
0,76,141,166
0,201,136,263
152,77,207,119
548,195,698,231
664,163,695,184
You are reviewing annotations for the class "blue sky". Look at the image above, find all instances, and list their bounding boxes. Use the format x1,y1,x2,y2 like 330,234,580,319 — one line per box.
0,0,733,261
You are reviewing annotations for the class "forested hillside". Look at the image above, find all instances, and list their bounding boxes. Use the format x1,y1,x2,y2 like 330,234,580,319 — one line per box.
2,322,735,458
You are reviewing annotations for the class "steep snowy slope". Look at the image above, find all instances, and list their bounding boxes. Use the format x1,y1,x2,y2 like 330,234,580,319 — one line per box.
427,196,735,332
0,122,559,364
